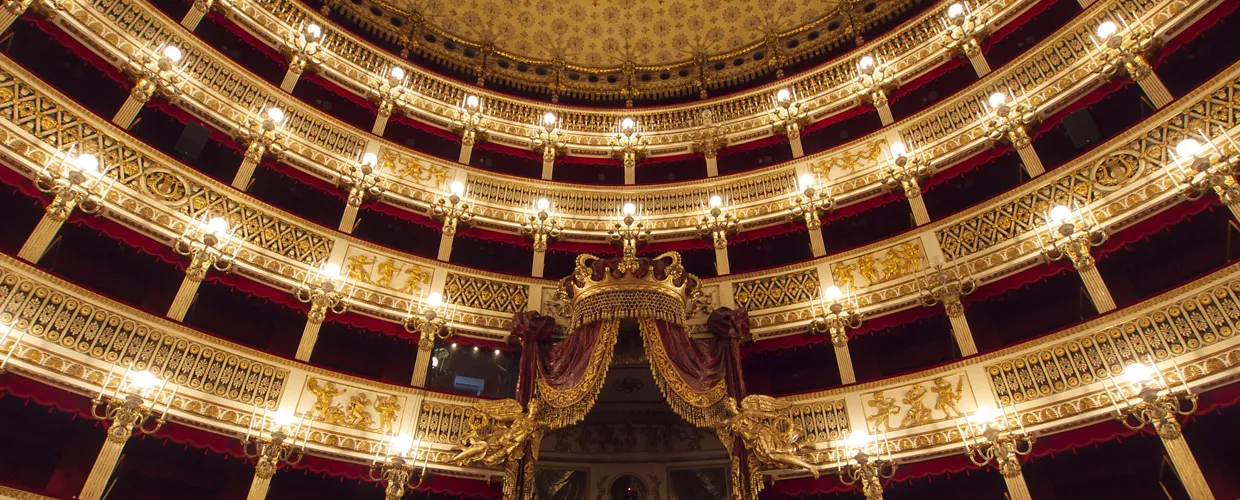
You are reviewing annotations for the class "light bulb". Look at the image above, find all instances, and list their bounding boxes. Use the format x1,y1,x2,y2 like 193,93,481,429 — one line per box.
266,107,285,124
130,370,159,391
161,45,183,63
776,88,792,102
427,292,443,307
305,23,322,40
889,142,907,158
472,346,479,352
206,217,230,235
947,3,965,17
449,181,465,196
858,55,875,70
620,117,635,130
1123,363,1154,383
972,406,1001,424
1096,21,1118,40
799,173,816,189
494,349,501,356
825,285,843,301
536,198,551,211
390,66,405,81
622,202,637,215
1049,205,1071,224
542,112,557,126
708,195,723,208
321,263,341,278
988,92,1007,109
1175,138,1202,159
71,154,100,174
272,408,295,427
391,434,414,455
361,152,378,166
846,430,871,450
465,95,480,109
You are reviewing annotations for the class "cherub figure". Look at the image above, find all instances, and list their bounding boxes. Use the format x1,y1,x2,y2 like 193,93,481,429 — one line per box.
451,399,544,467
344,255,374,283
306,378,345,419
931,376,965,419
866,391,902,432
900,384,933,428
345,393,375,430
373,394,401,434
374,259,403,288
717,395,819,479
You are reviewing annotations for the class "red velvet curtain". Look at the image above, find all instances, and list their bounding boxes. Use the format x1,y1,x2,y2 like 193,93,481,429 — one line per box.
508,312,620,428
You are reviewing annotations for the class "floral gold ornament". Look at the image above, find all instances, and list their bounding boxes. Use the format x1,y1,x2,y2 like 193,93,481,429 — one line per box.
1039,203,1114,311
82,366,176,500
717,395,820,498
982,90,1043,176
939,2,991,76
452,94,488,164
404,291,457,351
608,202,651,272
610,117,647,184
281,22,328,91
232,105,289,190
115,44,185,128
883,141,933,224
19,149,112,262
810,285,863,347
242,407,309,499
770,88,809,157
1090,17,1172,107
338,151,387,232
692,109,728,176
852,54,896,125
432,180,474,237
956,405,1035,500
1168,134,1240,222
836,431,898,500
369,65,411,135
370,434,432,500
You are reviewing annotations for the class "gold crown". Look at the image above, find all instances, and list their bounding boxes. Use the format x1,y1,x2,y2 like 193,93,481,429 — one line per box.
557,251,706,328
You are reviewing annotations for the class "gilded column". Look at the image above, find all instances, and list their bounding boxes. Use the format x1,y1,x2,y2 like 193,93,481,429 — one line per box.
167,268,205,321
705,151,719,177
945,297,978,356
79,435,128,500
410,335,435,387
18,210,66,263
834,342,856,384
1161,434,1214,500
1002,472,1033,500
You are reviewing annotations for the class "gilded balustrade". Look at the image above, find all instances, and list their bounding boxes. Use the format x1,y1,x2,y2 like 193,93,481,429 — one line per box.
1,45,1238,343
34,0,1208,242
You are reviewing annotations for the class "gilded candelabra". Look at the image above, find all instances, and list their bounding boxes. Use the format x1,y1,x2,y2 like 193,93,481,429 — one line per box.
697,195,739,249
916,261,975,317
810,285,863,347
33,150,108,221
607,203,651,272
339,152,387,208
853,55,893,122
789,174,836,230
1090,19,1170,106
610,117,647,177
233,105,289,189
369,435,432,500
175,215,237,279
769,88,808,144
283,23,326,78
123,45,185,108
982,91,1036,151
836,432,897,500
296,263,352,324
371,66,410,120
883,142,931,199
1039,204,1106,271
1170,136,1240,217
691,109,728,161
940,2,988,71
432,181,474,236
957,406,1034,478
242,408,308,484
90,368,172,442
530,112,565,165
403,291,456,351
1106,363,1198,439
521,198,563,252
452,94,488,149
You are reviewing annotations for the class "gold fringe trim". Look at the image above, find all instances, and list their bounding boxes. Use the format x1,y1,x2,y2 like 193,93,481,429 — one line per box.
535,319,620,429
638,318,728,427
571,289,687,330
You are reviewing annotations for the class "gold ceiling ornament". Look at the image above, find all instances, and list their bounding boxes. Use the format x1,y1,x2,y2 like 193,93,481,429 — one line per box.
718,394,821,498
370,65,414,121
174,214,239,281
789,173,836,230
939,2,989,70
696,195,739,250
370,434,433,500
282,22,328,78
296,262,355,324
1089,17,1165,101
529,111,566,164
852,53,894,122
233,105,289,188
610,117,648,174
690,109,727,159
810,285,863,347
81,366,177,500
981,89,1041,172
403,290,457,350
1168,134,1240,220
432,180,475,236
1104,361,1198,440
521,198,563,253
835,431,898,500
956,405,1034,478
451,93,489,148
558,252,707,329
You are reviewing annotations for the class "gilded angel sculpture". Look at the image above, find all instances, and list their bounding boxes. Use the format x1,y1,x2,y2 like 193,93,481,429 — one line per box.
450,399,544,467
717,395,820,478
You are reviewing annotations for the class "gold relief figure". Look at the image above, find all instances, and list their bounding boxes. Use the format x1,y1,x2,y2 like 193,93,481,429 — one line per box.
899,384,933,429
386,153,449,186
880,242,921,282
832,263,856,291
451,399,545,467
344,255,375,283
374,259,403,288
856,255,880,285
930,377,965,419
344,393,376,430
809,139,884,177
397,266,432,295
866,391,902,432
306,378,346,418
717,395,819,479
374,395,401,434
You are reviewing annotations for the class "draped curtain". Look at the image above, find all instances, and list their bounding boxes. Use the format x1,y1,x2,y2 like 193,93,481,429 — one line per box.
635,307,750,427
511,312,621,429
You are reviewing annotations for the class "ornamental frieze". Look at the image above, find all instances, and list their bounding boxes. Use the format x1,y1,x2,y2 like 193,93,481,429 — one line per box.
297,377,406,434
860,373,975,433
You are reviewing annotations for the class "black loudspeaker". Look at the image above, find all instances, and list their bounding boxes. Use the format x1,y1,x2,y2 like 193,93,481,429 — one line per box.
174,121,211,163
1063,109,1101,149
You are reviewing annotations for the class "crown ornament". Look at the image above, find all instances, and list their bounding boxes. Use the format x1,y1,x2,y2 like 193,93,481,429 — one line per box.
554,251,710,329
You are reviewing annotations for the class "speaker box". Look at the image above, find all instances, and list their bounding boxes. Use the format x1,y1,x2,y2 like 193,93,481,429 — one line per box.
1062,109,1101,149
174,121,211,163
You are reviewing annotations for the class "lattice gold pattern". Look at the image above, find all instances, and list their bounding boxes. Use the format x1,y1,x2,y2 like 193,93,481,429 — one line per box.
444,273,529,314
786,399,849,444
732,269,820,311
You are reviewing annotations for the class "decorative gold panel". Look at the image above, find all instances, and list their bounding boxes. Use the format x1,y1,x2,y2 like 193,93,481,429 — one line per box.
732,269,820,311
295,377,405,434
786,399,849,444
342,247,434,297
830,240,924,290
416,398,484,445
0,262,286,407
987,280,1240,405
860,372,975,433
444,273,529,314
